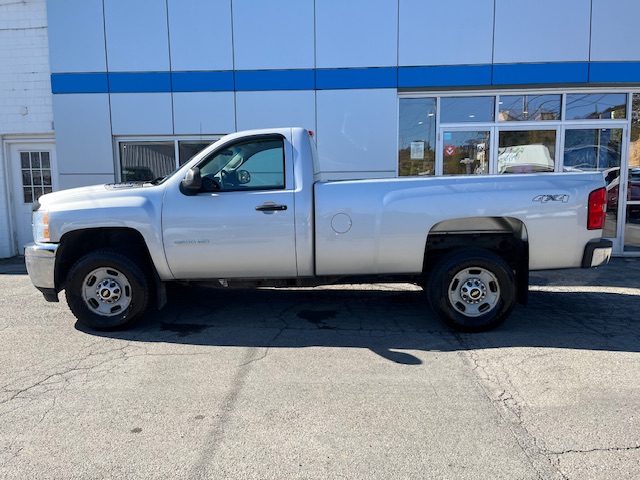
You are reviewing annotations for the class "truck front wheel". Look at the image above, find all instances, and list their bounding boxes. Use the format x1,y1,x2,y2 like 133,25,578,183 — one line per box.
427,249,516,332
65,250,149,331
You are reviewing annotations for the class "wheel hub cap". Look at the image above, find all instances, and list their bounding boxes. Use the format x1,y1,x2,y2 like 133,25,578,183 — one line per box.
448,267,501,318
96,278,121,303
82,267,132,317
460,279,486,304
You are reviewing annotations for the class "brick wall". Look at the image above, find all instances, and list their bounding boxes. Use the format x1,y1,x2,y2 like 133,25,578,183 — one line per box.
0,0,53,135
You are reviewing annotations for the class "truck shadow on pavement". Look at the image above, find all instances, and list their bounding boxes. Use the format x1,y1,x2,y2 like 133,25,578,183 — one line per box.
79,276,640,364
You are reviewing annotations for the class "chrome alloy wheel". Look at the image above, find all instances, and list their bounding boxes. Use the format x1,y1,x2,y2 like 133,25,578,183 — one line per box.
81,267,132,317
448,267,500,318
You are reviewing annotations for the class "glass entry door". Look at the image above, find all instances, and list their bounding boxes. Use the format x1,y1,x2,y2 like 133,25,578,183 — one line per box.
625,118,640,252
440,130,491,175
563,127,626,251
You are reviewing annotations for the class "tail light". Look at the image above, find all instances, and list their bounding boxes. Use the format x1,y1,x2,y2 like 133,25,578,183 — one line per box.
587,187,606,230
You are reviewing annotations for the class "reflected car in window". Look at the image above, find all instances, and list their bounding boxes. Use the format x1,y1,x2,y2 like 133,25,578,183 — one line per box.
604,168,640,218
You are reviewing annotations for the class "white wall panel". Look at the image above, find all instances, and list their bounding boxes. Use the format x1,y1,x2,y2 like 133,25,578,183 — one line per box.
173,92,236,135
316,89,397,178
110,94,173,135
236,91,316,132
399,0,493,66
591,0,640,61
104,0,170,72
233,0,314,70
52,94,113,174
494,0,591,63
168,0,233,71
47,0,106,73
316,0,398,68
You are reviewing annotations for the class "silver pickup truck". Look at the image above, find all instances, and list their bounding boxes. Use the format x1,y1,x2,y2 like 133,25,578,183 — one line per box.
25,127,612,332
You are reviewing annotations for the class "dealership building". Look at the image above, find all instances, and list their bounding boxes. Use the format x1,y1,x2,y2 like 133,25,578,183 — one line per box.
1,0,640,258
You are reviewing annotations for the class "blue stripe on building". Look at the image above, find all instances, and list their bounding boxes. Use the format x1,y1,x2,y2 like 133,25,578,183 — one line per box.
51,62,640,94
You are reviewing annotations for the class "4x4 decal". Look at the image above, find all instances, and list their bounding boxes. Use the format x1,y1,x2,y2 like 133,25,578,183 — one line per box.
532,194,570,203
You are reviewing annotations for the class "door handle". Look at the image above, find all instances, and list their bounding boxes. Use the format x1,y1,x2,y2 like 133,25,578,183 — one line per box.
255,203,288,212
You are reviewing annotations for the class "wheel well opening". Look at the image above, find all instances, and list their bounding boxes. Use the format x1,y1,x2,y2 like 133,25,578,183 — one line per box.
422,217,529,304
56,228,153,290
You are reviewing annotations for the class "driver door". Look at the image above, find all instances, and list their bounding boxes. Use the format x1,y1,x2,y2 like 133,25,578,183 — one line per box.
162,134,297,279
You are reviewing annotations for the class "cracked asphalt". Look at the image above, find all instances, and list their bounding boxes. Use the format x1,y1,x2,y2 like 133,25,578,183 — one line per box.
0,256,639,479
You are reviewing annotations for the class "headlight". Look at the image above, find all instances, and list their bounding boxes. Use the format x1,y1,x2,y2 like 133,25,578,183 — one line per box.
32,210,50,243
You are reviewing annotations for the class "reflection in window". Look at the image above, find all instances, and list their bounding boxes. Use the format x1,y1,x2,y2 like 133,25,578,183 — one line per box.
398,98,436,176
498,95,561,121
440,96,494,123
442,131,490,175
565,94,627,120
498,131,556,174
179,141,214,166
563,129,622,171
120,142,175,182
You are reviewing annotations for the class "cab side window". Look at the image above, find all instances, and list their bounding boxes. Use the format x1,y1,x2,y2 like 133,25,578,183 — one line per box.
198,137,285,192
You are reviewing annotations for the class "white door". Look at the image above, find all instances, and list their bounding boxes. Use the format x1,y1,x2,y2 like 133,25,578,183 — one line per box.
9,143,56,253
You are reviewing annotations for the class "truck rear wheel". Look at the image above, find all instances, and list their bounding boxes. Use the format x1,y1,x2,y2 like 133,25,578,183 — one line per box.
427,249,516,332
65,250,149,331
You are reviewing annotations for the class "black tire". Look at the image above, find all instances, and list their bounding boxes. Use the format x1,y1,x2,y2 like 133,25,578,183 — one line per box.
65,250,149,331
426,249,517,333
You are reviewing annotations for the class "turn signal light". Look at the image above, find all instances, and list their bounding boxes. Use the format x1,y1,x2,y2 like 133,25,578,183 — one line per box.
587,187,606,230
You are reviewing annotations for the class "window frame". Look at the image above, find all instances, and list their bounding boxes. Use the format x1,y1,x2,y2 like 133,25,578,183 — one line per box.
114,135,220,182
194,134,287,193
398,88,634,177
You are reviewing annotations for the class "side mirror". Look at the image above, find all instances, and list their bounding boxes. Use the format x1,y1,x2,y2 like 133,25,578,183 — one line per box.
180,167,202,196
236,169,251,184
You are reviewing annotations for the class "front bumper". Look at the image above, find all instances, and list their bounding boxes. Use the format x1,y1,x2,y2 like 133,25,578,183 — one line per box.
24,242,60,302
581,239,613,268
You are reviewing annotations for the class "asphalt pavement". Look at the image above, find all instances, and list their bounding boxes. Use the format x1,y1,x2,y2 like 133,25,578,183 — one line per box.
0,256,639,479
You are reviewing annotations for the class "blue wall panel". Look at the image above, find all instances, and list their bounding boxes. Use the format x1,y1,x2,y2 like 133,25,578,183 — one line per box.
493,63,590,85
235,70,315,91
316,68,397,90
399,65,492,88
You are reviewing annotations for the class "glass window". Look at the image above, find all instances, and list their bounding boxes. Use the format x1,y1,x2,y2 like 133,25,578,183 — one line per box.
19,151,53,203
440,96,494,123
398,98,436,176
498,95,561,121
442,131,490,175
120,142,175,182
563,128,623,171
198,137,285,191
565,93,627,120
498,130,556,174
179,141,214,166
